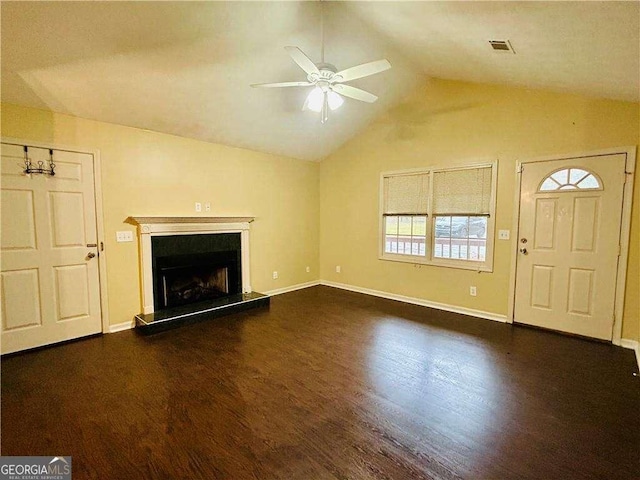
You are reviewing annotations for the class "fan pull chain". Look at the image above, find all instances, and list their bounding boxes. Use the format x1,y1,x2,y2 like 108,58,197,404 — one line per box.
321,92,329,124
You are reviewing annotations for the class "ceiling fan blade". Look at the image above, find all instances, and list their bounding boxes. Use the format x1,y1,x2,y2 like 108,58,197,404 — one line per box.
251,81,314,88
284,46,319,76
334,59,391,83
332,84,378,103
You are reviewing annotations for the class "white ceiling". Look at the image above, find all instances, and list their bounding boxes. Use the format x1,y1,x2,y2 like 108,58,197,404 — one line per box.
2,2,638,161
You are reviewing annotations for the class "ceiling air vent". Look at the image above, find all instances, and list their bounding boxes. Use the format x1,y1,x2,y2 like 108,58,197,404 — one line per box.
489,40,516,54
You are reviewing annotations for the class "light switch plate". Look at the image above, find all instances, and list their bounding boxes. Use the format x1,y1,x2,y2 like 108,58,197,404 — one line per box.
498,230,510,240
116,231,134,242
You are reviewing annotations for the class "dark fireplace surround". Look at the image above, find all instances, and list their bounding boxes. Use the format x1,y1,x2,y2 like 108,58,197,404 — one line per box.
151,233,242,312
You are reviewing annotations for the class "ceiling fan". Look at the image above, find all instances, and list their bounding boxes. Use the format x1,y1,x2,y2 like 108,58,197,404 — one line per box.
250,5,391,124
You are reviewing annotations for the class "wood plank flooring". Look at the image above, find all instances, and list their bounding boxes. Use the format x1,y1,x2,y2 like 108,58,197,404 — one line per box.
2,286,639,479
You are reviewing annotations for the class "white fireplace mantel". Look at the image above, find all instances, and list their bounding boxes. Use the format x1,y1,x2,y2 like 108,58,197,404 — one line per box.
127,216,254,314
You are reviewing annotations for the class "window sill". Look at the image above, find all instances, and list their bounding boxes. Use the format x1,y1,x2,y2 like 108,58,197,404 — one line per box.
379,253,493,272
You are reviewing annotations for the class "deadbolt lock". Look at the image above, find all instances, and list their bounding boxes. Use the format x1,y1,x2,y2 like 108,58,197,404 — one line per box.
520,238,527,244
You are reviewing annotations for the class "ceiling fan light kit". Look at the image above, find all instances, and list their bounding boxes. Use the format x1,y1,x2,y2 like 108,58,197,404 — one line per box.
305,87,344,113
251,47,391,124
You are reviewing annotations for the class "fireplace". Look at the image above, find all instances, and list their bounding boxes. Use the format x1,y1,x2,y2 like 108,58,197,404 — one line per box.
128,216,268,333
151,233,242,312
127,216,254,315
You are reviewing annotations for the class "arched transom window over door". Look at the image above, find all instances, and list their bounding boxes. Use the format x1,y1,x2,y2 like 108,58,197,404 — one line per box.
538,167,602,192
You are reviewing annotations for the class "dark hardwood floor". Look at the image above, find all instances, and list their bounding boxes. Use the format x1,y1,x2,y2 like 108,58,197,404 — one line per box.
2,286,639,479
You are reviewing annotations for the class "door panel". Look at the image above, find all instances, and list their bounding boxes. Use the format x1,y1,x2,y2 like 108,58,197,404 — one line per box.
52,161,82,181
2,189,37,249
50,191,86,247
530,265,553,309
567,268,594,315
54,264,90,321
1,143,102,353
533,198,557,249
515,154,625,340
1,269,42,329
571,197,598,252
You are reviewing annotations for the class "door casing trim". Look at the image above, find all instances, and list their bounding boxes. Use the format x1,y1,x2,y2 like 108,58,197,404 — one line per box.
1,136,110,335
507,146,636,345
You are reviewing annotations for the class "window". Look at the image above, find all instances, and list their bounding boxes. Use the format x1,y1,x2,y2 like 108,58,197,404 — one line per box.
384,215,427,256
433,216,487,261
432,166,492,262
538,167,601,191
382,173,428,257
380,163,496,270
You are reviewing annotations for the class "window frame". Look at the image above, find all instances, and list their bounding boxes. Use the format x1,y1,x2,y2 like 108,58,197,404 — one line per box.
379,161,498,272
537,166,603,192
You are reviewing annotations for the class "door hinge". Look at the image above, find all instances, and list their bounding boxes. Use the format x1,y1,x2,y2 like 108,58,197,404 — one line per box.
100,241,104,252
516,164,523,173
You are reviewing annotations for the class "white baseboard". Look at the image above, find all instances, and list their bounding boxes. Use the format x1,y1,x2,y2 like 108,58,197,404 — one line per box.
320,280,508,323
109,320,135,333
263,280,321,297
620,339,640,371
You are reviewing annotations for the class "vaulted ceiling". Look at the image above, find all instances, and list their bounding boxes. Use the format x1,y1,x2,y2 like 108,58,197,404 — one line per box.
2,1,638,161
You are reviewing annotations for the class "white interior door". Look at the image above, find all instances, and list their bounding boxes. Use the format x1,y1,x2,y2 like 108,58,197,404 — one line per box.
1,143,102,354
514,154,626,340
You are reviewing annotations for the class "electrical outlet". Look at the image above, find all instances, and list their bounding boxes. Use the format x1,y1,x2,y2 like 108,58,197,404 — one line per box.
205,202,211,212
336,266,341,273
306,266,310,273
195,202,202,212
272,271,278,280
498,230,510,240
470,286,477,297
116,231,133,242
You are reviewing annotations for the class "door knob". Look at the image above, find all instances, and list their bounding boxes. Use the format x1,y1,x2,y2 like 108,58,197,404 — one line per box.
87,252,96,259
519,248,528,255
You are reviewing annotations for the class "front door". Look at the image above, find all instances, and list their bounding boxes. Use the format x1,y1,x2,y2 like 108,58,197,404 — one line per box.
514,154,626,340
1,142,102,354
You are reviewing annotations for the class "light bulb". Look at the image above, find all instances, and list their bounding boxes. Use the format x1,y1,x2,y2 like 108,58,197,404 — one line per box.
327,91,344,110
305,87,324,113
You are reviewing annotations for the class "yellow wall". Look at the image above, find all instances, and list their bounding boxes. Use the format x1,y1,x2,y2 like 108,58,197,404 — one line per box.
1,103,320,327
319,79,640,341
2,79,639,342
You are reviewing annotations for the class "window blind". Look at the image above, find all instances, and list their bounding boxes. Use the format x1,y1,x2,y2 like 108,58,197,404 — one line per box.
433,166,492,215
383,173,429,215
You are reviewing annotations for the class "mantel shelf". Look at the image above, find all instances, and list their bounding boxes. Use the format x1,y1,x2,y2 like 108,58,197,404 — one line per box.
126,216,254,226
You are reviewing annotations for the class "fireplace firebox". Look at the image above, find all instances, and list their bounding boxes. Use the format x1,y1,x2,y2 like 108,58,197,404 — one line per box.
151,233,242,312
